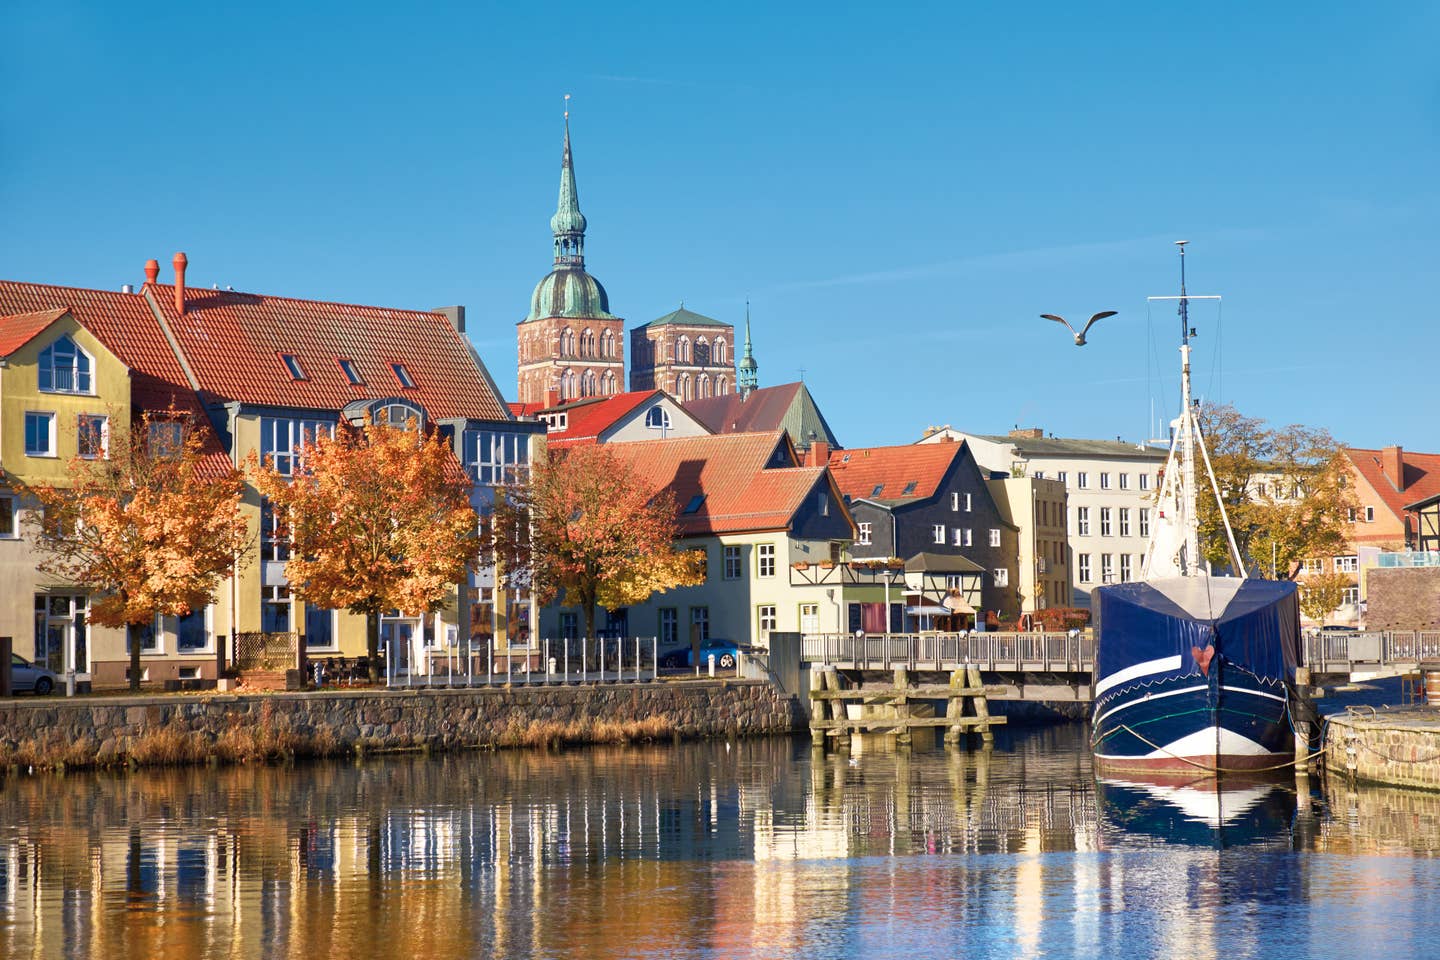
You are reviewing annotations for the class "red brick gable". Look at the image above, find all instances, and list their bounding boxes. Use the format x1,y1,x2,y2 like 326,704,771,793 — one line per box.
827,442,965,504
544,390,664,449
1346,447,1440,530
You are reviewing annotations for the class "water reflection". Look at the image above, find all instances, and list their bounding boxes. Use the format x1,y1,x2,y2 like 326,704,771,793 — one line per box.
1,727,1439,958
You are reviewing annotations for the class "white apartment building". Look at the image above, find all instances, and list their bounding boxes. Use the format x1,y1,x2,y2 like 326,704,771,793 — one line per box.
921,427,1167,610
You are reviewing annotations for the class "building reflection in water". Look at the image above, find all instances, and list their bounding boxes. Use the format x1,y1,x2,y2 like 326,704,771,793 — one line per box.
0,727,1436,958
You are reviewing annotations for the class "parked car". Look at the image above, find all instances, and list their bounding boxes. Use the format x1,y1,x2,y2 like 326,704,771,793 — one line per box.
660,639,748,670
10,654,57,695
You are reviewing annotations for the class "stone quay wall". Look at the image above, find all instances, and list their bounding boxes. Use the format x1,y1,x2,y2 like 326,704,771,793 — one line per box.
0,680,801,769
1324,709,1440,791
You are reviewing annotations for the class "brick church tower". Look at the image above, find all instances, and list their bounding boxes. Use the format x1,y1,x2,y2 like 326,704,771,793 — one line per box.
516,114,625,404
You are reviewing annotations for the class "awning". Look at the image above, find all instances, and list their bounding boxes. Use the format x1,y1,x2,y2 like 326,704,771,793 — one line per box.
905,552,985,574
905,605,953,616
943,593,975,614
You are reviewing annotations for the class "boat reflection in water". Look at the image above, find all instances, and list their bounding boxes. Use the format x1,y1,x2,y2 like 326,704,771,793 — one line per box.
1096,770,1297,848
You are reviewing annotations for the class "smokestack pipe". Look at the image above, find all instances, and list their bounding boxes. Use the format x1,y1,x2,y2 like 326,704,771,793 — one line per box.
144,259,160,284
172,252,188,316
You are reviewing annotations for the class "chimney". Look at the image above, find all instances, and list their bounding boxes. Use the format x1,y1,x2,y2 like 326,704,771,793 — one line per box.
807,440,831,467
546,387,560,409
172,252,188,316
1009,427,1044,440
1382,445,1405,492
435,305,466,333
121,284,134,294
144,259,160,284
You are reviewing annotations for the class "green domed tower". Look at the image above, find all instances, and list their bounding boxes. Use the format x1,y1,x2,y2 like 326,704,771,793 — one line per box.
517,113,625,405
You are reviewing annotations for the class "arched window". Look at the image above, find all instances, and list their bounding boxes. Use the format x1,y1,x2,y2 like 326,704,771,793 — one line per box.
695,337,709,366
714,338,727,364
716,375,729,395
677,373,692,401
600,370,616,394
697,373,711,398
581,328,595,358
600,329,615,358
675,336,690,364
581,370,597,397
560,328,576,356
38,335,93,394
645,406,672,430
560,369,576,400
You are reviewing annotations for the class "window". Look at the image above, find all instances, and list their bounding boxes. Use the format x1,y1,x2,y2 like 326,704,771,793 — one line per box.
724,545,743,579
24,412,56,457
1034,471,1044,480
1120,554,1132,582
280,354,306,380
659,608,678,646
1139,473,1150,491
683,494,706,514
1139,508,1150,538
77,414,109,459
965,493,972,512
1076,507,1090,536
1342,586,1360,606
376,402,420,428
261,501,289,565
951,492,960,511
38,335,93,394
0,495,14,538
1119,473,1130,490
872,484,885,497
1302,558,1325,575
302,605,332,650
901,481,918,496
757,544,776,578
933,524,946,544
1078,553,1092,583
1100,472,1111,490
645,406,672,430
262,418,333,476
989,528,1001,547
390,363,416,388
338,359,364,385
951,527,963,547
1255,482,1267,498
127,618,160,654
148,420,184,456
993,568,1009,588
1334,555,1359,573
818,491,830,516
1119,507,1131,538
857,523,872,546
690,606,710,642
1077,472,1089,489
800,603,819,634
463,430,527,485
1058,471,1068,486
560,611,579,641
1365,506,1375,522
758,605,777,639
963,528,973,547
1101,553,1113,583
1100,508,1112,537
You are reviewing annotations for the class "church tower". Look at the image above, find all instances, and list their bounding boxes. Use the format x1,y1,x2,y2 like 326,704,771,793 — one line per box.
737,303,759,398
516,110,625,405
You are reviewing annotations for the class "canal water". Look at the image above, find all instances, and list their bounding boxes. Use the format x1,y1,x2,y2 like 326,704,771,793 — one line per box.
2,718,1440,959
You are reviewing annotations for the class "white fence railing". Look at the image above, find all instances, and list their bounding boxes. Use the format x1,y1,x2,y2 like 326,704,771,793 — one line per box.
1304,630,1440,675
382,636,669,689
802,631,1095,673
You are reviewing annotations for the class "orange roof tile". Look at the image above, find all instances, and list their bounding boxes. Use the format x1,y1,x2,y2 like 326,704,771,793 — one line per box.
1347,447,1440,523
827,442,965,504
601,431,827,535
143,282,508,421
545,391,665,449
0,307,69,356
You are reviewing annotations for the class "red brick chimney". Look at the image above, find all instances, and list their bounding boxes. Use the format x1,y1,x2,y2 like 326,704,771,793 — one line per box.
144,259,160,284
172,252,188,316
545,387,560,409
1382,445,1405,492
1009,427,1044,440
807,440,831,467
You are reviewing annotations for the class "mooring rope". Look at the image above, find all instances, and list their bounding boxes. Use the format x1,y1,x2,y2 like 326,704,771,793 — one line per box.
1113,723,1311,775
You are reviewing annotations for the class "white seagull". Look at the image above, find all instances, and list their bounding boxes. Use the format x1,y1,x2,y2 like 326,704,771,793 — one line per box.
1040,310,1117,346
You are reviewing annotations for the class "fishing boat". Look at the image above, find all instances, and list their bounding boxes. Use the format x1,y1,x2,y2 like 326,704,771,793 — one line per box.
1090,242,1301,774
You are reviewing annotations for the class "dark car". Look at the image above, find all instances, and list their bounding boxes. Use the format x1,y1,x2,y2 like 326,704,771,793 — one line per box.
10,654,57,695
660,639,748,670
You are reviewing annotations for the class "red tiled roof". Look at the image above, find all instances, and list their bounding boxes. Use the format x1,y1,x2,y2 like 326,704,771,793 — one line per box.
143,282,508,421
1347,447,1440,522
546,391,665,449
828,442,964,504
684,382,802,434
509,401,545,418
602,431,827,536
0,308,69,356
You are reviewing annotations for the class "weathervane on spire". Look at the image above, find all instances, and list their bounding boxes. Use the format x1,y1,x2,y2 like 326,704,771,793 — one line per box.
563,92,571,120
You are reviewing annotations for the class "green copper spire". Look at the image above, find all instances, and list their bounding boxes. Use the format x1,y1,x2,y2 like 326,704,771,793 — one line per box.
550,108,587,267
738,301,759,398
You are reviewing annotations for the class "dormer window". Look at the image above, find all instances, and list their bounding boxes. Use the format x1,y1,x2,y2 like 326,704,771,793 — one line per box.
871,484,884,497
683,494,706,514
280,354,306,380
391,363,416,389
338,358,364,385
38,335,93,394
645,406,672,430
902,481,918,496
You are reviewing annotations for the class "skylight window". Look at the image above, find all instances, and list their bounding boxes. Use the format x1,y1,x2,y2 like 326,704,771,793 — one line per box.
841,454,851,463
902,481,918,495
280,354,306,380
338,358,364,385
871,484,884,497
391,363,416,389
683,494,706,514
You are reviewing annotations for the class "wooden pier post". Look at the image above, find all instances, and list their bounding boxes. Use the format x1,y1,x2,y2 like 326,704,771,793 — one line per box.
824,667,849,752
893,667,912,748
1293,666,1313,775
809,668,827,750
967,665,995,745
944,669,965,747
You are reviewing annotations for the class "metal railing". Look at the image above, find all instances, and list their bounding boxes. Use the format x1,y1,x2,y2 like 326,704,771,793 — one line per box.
802,631,1095,673
383,636,665,688
1304,630,1440,675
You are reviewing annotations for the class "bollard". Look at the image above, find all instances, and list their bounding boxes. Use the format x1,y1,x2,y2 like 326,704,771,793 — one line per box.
548,656,556,682
708,654,716,678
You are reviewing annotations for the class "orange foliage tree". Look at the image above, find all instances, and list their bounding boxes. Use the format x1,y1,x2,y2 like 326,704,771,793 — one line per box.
251,415,478,682
27,412,250,691
488,444,704,640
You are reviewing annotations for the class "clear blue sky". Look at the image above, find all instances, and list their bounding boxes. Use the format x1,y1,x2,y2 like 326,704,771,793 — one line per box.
6,3,1437,451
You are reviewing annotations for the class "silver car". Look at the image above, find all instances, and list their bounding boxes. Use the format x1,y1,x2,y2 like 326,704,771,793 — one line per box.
10,654,57,695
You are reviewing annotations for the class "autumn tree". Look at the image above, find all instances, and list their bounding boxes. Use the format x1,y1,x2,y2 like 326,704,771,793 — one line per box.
27,411,251,691
251,415,477,682
1195,403,1356,577
1298,571,1351,625
488,444,705,640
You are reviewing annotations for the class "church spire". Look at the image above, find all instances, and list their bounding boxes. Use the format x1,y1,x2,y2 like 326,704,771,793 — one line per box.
551,96,587,267
738,300,759,398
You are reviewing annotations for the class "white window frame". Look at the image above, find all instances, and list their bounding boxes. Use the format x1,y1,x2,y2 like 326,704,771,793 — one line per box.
1101,553,1113,583
37,335,94,395
0,495,16,538
951,492,960,512
964,493,972,512
1120,554,1132,582
1139,508,1150,538
1100,472,1111,490
723,545,742,580
964,528,973,547
1342,586,1360,606
988,528,1001,547
933,524,945,544
1119,473,1129,490
1334,555,1359,573
857,522,872,546
1100,507,1112,537
1139,473,1150,491
1078,553,1092,583
757,543,776,579
952,528,964,547
1118,507,1130,538
77,413,109,460
993,568,1009,588
1077,472,1089,490
1076,507,1090,537
24,411,57,457
1365,506,1375,523
758,604,777,639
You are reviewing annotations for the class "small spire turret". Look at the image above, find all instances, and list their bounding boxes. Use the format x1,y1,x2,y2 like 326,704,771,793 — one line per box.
551,96,587,267
738,301,759,398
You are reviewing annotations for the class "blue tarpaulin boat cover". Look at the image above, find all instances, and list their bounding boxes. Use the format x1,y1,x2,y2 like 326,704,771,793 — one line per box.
1095,577,1300,688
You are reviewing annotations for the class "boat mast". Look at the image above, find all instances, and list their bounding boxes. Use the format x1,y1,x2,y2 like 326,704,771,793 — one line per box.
1176,240,1200,576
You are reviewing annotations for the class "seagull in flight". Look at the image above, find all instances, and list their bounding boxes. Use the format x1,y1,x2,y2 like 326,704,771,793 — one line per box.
1040,310,1117,346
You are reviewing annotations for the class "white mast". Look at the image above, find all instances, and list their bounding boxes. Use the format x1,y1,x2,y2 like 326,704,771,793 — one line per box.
1177,241,1200,576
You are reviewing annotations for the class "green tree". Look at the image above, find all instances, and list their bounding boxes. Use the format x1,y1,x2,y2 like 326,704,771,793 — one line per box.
1298,571,1351,625
1196,403,1356,578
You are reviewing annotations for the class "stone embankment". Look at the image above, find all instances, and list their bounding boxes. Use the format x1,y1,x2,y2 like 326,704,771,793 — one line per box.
0,680,800,771
1324,708,1440,791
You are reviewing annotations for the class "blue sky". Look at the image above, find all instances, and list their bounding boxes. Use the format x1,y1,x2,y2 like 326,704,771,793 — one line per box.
5,3,1437,451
